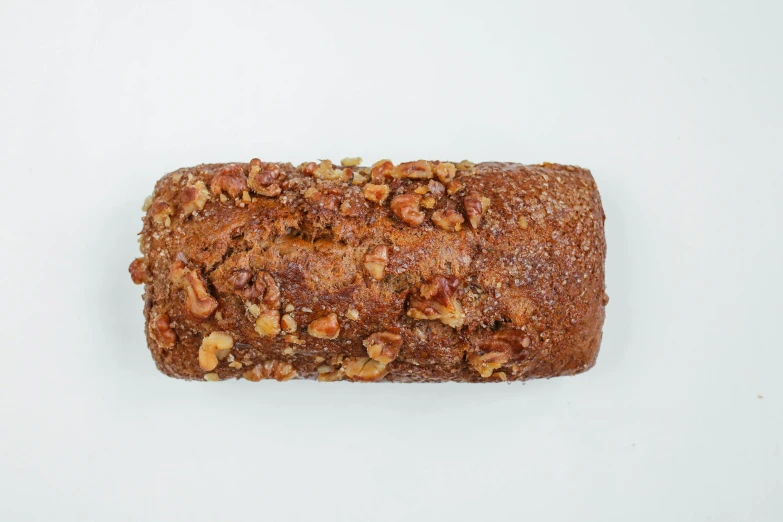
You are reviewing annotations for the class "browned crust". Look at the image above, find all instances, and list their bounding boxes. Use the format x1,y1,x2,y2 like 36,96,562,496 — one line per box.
132,159,607,382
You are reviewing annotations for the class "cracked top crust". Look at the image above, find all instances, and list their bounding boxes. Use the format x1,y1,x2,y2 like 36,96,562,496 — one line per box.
132,158,607,382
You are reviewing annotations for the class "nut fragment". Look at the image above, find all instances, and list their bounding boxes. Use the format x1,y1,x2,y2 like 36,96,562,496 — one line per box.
363,245,388,280
468,351,509,378
455,160,475,170
149,199,174,226
179,180,210,214
141,195,153,211
151,314,177,349
198,331,234,371
446,180,464,195
210,166,248,198
280,313,297,333
341,157,362,167
370,159,394,184
317,365,344,382
247,159,283,197
464,191,490,229
343,357,388,382
203,372,220,381
390,193,425,226
428,180,445,198
363,183,390,204
312,160,342,181
230,271,281,309
433,162,456,184
407,275,465,329
352,172,369,186
183,269,218,319
346,308,359,321
307,313,340,339
243,360,297,382
128,258,149,284
431,208,465,232
393,160,432,179
363,331,403,364
255,310,282,337
518,216,528,229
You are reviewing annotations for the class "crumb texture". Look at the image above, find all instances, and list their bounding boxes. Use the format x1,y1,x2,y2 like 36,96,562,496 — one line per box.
131,159,607,382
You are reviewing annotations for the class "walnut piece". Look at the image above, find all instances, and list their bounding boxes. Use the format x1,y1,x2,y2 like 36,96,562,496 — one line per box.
363,331,402,365
210,166,248,198
255,310,282,337
151,314,177,349
343,357,388,382
307,313,340,339
230,270,280,309
346,308,359,321
407,275,465,329
390,193,425,226
431,208,465,232
280,313,297,333
243,360,297,382
313,160,343,181
468,351,509,378
179,180,210,214
341,157,362,167
393,160,432,179
148,199,174,226
310,190,341,211
464,191,490,229
182,269,218,319
433,162,456,184
446,180,464,195
370,159,395,184
317,364,344,382
363,183,390,204
128,258,149,285
363,245,388,280
479,330,533,359
203,372,220,381
455,160,475,170
247,159,284,197
198,331,234,371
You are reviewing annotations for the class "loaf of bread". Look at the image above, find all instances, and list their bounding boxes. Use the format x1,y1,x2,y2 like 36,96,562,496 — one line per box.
129,158,607,382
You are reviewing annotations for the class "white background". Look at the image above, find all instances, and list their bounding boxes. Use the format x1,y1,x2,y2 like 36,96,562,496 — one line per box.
1,0,781,520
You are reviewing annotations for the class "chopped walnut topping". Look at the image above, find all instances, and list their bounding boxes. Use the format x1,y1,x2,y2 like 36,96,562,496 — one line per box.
149,199,174,226
310,190,341,211
433,162,456,184
407,275,465,329
341,157,362,167
479,330,533,360
198,331,234,371
363,183,390,204
182,269,218,319
370,159,394,184
247,160,283,197
317,364,343,382
280,313,297,333
431,208,465,232
128,258,149,285
210,167,248,198
343,357,388,382
346,308,359,321
455,160,475,170
352,172,369,186
518,216,528,229
464,191,490,229
255,310,282,337
142,195,153,211
468,351,509,378
390,193,425,226
307,313,340,339
446,179,464,195
394,160,432,179
414,185,429,195
243,360,297,382
179,180,210,214
363,331,403,364
203,372,220,381
421,196,437,209
231,270,280,309
363,245,388,280
312,160,342,181
428,180,445,198
304,186,318,199
229,361,243,369
151,314,177,349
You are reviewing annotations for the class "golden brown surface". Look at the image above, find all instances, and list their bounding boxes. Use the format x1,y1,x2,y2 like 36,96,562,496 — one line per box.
130,158,607,382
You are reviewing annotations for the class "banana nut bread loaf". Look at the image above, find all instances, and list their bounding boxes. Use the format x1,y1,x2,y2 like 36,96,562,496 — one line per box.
129,158,607,382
